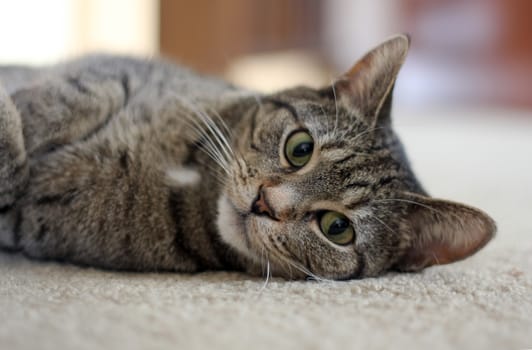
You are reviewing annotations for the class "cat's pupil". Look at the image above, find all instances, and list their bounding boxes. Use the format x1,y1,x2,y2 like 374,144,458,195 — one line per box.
329,219,349,235
293,142,313,157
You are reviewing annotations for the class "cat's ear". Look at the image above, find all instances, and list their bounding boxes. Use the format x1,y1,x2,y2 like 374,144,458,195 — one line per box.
395,193,496,272
334,34,410,126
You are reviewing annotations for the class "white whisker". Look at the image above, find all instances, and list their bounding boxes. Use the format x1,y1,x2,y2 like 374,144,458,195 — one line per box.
331,79,339,134
171,96,235,176
351,126,385,144
205,106,235,157
191,107,233,164
207,106,234,139
258,255,271,294
371,215,396,235
266,237,334,283
373,198,449,218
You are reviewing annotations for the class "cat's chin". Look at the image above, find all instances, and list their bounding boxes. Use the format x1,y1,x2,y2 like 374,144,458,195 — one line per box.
216,194,307,279
216,194,260,263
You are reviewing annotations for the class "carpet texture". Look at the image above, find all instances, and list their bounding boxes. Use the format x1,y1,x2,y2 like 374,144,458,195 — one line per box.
1,108,531,350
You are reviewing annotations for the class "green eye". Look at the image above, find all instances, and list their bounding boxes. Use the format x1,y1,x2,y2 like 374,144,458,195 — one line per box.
284,130,314,168
319,211,355,245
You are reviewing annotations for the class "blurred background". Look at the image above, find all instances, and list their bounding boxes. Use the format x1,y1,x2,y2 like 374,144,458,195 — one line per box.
0,0,531,110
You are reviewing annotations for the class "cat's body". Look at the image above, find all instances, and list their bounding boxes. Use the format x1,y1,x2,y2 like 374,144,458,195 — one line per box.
0,36,495,280
0,55,251,272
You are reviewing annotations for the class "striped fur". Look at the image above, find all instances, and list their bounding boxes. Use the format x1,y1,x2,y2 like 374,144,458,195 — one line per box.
0,35,495,279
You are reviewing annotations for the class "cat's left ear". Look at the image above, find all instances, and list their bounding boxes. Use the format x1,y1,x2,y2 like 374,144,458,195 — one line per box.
333,34,410,126
395,193,496,272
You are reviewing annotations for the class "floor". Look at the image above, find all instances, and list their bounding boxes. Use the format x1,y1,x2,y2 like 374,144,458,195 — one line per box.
1,107,531,350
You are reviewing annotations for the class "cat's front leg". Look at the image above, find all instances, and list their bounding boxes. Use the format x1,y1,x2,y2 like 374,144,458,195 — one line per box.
0,85,28,249
10,70,131,157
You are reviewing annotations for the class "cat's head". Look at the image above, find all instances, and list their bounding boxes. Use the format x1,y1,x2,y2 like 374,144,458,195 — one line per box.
217,34,495,280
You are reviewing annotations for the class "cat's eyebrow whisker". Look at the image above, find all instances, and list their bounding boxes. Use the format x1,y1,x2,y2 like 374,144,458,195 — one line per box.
371,215,397,235
372,198,450,219
351,126,386,144
331,79,339,135
378,197,469,225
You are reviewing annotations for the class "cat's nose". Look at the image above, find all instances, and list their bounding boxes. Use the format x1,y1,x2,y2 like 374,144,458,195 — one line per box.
251,186,277,220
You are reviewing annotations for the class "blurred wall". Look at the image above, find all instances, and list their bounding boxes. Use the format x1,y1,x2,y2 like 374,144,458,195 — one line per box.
398,0,532,108
160,0,321,74
160,0,532,109
0,0,158,65
0,0,530,109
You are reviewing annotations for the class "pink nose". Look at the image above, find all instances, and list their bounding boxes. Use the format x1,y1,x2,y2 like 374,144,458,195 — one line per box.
251,187,277,220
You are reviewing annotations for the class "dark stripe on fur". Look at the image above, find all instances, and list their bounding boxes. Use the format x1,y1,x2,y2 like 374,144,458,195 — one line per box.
372,176,400,190
12,210,22,249
355,252,366,278
80,112,115,143
121,74,130,106
66,76,91,95
36,189,77,206
333,153,359,164
168,191,207,270
346,181,372,189
0,204,13,214
249,105,263,152
337,252,366,280
119,151,129,174
321,141,348,150
36,224,48,241
263,98,300,122
58,94,75,111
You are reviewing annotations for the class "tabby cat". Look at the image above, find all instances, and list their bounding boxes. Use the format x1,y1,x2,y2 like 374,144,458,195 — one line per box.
0,35,495,280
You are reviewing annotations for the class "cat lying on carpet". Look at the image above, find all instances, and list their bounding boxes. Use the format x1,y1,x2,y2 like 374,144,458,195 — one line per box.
0,35,495,280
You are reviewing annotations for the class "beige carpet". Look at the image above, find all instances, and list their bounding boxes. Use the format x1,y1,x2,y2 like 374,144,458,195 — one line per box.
1,107,531,350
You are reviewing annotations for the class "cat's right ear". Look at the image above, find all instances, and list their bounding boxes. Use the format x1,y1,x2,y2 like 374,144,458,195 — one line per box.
323,34,410,126
394,193,496,272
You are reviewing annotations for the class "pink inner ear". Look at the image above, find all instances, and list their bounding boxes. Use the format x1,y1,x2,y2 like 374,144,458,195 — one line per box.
399,233,492,271
333,35,410,124
345,55,372,81
397,195,496,271
424,234,491,266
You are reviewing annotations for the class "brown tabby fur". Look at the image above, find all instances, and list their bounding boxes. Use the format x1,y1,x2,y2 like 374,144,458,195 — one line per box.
0,35,495,280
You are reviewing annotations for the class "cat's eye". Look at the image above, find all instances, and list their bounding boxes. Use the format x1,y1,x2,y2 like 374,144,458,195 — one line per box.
318,211,355,245
284,130,314,168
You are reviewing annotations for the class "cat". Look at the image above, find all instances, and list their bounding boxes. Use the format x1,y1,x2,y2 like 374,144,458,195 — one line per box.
0,34,495,280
